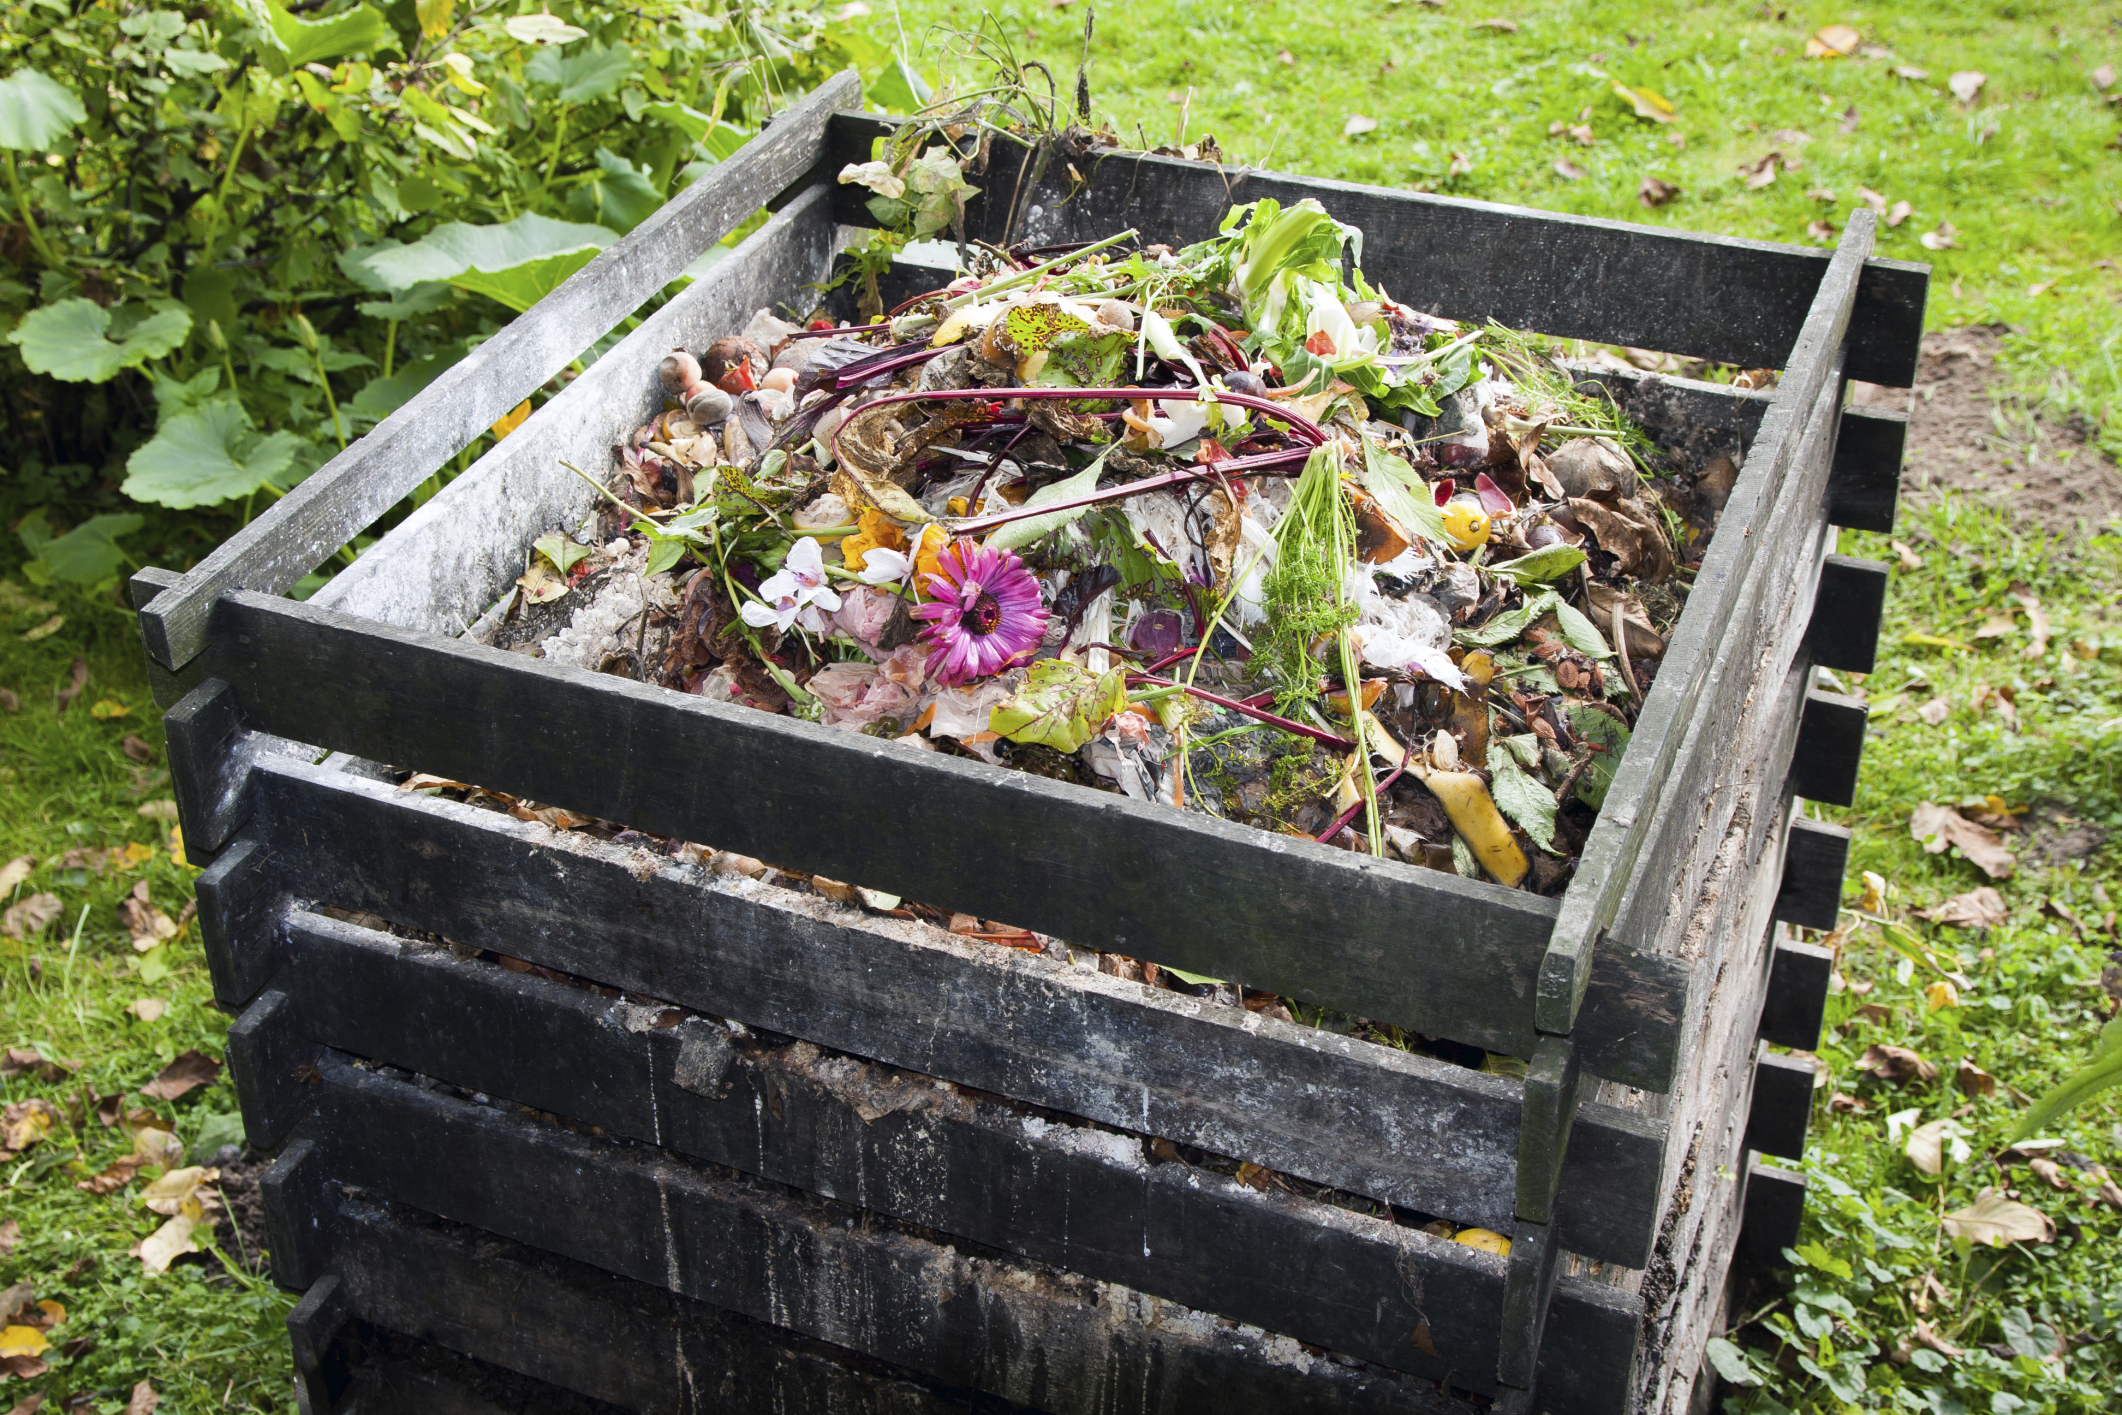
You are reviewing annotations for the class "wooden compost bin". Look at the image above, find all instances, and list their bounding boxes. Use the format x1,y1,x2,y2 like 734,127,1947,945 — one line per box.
131,74,1925,1415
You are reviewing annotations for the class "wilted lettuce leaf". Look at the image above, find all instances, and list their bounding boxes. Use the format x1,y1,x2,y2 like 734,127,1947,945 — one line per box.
989,660,1127,754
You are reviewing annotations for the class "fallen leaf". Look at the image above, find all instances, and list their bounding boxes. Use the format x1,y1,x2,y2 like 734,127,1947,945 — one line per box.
1920,221,1960,251
139,1049,222,1103
1920,886,2007,929
1861,1044,1940,1085
75,1155,147,1196
1807,218,1838,241
1830,1091,1869,1113
1948,70,1986,104
1854,185,1888,214
120,734,156,764
0,1326,46,1360
1472,17,1518,31
0,855,33,894
1914,1319,1964,1357
1910,802,2016,879
2016,591,2050,657
1886,199,1913,227
490,400,532,440
1,1099,60,1155
1612,82,1674,122
1894,64,1930,80
133,1212,205,1273
1942,1189,2053,1246
0,892,61,939
1553,158,1585,180
118,881,178,952
1739,151,1781,189
1955,1059,1996,1097
1925,979,1960,1012
1905,1118,1967,1175
1806,186,1837,202
1342,113,1378,137
1,1047,74,1082
1805,23,1861,58
2094,64,2116,91
89,699,131,719
139,1165,220,1218
125,1381,157,1415
1447,150,1472,176
2029,1157,2073,1190
0,1221,15,1258
1917,697,1950,725
1275,48,1294,62
1892,538,1924,570
516,558,571,605
54,658,87,713
127,998,168,1022
20,614,63,642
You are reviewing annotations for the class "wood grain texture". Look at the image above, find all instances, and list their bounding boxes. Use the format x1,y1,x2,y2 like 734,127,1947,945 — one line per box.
1828,407,1907,534
1788,689,1869,808
237,913,1641,1406
1539,214,1875,1039
302,1063,1503,1415
182,591,1695,1089
311,182,852,641
295,1320,642,1415
1758,940,1834,1051
1773,817,1851,934
135,73,861,672
826,115,1928,387
1805,555,1890,675
232,760,1666,1268
1744,1047,1816,1161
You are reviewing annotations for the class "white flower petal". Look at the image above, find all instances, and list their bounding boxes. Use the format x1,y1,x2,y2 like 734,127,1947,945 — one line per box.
856,548,913,585
739,601,781,629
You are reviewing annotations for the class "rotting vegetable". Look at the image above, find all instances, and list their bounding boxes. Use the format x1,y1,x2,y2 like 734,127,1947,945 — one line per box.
489,182,1733,901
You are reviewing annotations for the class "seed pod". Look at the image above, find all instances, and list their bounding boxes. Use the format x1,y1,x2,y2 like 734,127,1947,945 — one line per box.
659,348,702,391
684,381,732,426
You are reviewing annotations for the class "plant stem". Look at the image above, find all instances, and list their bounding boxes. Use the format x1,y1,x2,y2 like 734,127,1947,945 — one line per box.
940,227,1138,310
310,350,347,449
382,319,398,378
2,152,64,269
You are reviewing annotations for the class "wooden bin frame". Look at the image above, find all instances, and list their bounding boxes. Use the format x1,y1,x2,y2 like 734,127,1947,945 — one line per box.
133,74,1923,1413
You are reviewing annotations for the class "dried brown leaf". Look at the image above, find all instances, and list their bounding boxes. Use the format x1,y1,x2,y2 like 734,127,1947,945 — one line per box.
0,893,61,940
1941,1189,2053,1246
1919,886,2007,929
1909,802,2016,879
1860,1044,1938,1085
139,1049,222,1103
1954,1058,1997,1097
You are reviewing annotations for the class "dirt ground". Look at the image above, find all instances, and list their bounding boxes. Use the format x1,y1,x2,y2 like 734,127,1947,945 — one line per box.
1852,325,2122,538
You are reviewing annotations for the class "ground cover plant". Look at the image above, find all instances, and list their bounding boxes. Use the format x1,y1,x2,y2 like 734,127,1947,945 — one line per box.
4,1,2122,1410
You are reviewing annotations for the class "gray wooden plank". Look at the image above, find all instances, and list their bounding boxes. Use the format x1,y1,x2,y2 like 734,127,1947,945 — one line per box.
237,910,1641,1404
136,72,861,673
825,115,1928,387
1736,1158,1807,1266
311,181,853,640
232,763,1667,1267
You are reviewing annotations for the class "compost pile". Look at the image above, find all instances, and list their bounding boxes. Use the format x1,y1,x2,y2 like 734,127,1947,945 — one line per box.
509,197,1715,898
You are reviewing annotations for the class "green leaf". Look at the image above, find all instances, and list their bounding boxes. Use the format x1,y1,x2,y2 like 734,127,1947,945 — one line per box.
1553,600,1614,659
1790,1239,1854,1280
1486,742,1558,853
193,1108,246,1153
1454,590,1557,649
34,513,143,585
1567,706,1631,810
349,213,616,310
642,101,751,159
1490,544,1588,585
255,0,395,67
2008,1017,2122,1144
147,365,222,425
526,44,632,104
123,398,308,508
0,69,87,150
982,451,1111,552
1358,429,1451,548
6,299,191,382
350,348,459,421
866,54,935,114
1161,965,1226,987
564,148,663,234
1702,1338,1762,1388
534,533,592,575
989,659,1128,754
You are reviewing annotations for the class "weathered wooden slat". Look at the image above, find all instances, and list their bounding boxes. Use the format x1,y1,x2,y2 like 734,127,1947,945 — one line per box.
135,74,861,673
1805,555,1890,675
825,115,1927,387
194,838,278,1007
1539,214,1877,1040
1744,1047,1816,1161
1758,939,1834,1051
232,762,1666,1267
310,1197,1064,1415
1736,1158,1807,1266
262,1136,333,1291
234,910,1640,1403
299,1062,1524,1415
311,182,852,641
1773,817,1851,933
180,592,1688,1090
224,986,319,1152
1829,406,1908,534
1788,689,1869,807
285,1271,355,1415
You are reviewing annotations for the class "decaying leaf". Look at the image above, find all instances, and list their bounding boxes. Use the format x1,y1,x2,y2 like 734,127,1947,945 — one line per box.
1552,158,1585,181
1860,1044,1939,1086
1637,175,1680,208
139,1165,221,1219
1,1099,59,1155
1611,82,1674,122
1941,1189,2053,1246
515,557,571,605
1955,1058,1996,1097
139,1048,222,1102
1925,979,1960,1012
0,855,31,894
1920,222,1960,251
133,1212,205,1273
1805,24,1861,58
118,880,178,951
1948,70,1986,104
988,660,1127,754
127,998,168,1022
0,892,62,939
1904,1117,1969,1176
1909,802,2015,879
126,1381,158,1415
1,1047,75,1082
1919,886,2006,930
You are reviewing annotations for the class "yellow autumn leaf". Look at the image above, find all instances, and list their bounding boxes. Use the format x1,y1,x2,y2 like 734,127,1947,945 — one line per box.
1926,979,1960,1012
1805,24,1861,58
136,1212,203,1273
90,698,132,719
1612,82,1675,122
414,0,455,40
140,1165,218,1216
491,399,532,440
118,841,155,869
0,1324,49,1358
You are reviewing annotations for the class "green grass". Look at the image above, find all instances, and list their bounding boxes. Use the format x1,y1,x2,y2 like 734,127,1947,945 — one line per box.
6,2,2122,1410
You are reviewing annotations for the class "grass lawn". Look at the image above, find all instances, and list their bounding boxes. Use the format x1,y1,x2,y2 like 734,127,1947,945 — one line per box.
4,2,2121,1411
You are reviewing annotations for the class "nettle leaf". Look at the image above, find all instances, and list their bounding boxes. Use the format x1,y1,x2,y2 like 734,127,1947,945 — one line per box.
35,514,143,585
1486,742,1557,853
526,44,632,104
256,0,395,68
0,69,87,150
1490,544,1588,586
351,213,616,311
990,660,1128,754
124,398,308,508
1567,706,1631,810
7,299,192,382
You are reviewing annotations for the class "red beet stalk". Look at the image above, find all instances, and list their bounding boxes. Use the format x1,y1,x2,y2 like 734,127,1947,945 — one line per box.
1124,673,1355,751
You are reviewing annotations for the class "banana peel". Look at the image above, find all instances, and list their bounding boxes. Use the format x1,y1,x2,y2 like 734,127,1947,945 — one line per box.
1406,756,1530,888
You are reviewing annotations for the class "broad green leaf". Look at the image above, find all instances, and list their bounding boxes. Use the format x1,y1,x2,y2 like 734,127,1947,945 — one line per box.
147,366,223,425
123,398,307,508
564,148,663,234
1358,429,1451,548
642,101,751,159
1454,590,1557,649
0,69,87,150
34,513,143,585
505,13,587,44
2008,1018,2122,1143
982,451,1110,552
1702,1338,1762,1388
526,44,631,104
7,299,192,382
1553,599,1614,659
866,54,935,114
1567,705,1631,810
1486,742,1557,853
349,213,615,309
1490,544,1588,585
257,1,394,67
1162,965,1226,987
534,533,592,575
350,348,459,421
989,660,1127,754
354,281,453,322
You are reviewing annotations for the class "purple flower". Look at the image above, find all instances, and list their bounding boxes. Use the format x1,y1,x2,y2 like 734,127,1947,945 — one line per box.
911,541,1050,685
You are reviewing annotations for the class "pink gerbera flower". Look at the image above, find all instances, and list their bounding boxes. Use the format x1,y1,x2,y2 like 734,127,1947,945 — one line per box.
911,541,1050,685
